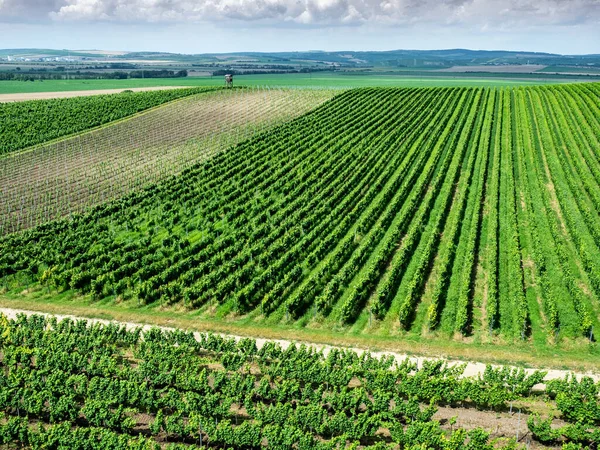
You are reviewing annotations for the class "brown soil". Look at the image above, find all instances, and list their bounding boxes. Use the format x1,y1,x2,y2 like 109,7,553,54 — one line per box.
434,405,564,448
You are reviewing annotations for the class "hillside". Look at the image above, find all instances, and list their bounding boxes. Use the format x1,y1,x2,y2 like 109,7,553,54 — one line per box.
2,48,599,85
5,47,599,67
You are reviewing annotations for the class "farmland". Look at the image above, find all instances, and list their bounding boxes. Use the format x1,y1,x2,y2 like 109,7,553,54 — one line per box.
1,78,600,450
0,72,573,95
1,82,600,363
0,87,334,233
0,87,216,154
1,313,599,449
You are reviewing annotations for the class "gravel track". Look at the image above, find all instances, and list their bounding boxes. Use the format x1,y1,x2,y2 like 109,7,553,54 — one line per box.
1,306,597,384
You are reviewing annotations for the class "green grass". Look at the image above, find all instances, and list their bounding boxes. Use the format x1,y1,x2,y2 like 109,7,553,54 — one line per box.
0,72,574,94
0,288,598,373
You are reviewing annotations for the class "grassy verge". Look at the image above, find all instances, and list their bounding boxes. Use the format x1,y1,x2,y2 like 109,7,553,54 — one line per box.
1,287,598,373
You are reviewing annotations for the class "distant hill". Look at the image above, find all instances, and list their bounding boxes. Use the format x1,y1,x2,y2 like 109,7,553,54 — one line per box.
1,48,598,72
231,49,600,68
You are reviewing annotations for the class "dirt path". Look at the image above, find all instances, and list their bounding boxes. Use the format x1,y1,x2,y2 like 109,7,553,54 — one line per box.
1,306,597,385
0,86,187,103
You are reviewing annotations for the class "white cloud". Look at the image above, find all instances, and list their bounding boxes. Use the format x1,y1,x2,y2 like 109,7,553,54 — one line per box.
54,0,109,20
1,0,598,28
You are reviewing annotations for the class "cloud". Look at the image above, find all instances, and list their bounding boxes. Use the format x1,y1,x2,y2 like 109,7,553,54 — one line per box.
1,0,598,28
0,0,65,20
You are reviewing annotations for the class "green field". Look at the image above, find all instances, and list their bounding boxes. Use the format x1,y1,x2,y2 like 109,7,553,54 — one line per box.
0,72,574,94
2,83,600,372
2,79,600,450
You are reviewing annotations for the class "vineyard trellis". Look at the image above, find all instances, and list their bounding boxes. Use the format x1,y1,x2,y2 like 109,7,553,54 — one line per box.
1,84,600,348
0,87,335,234
0,87,217,155
2,313,599,449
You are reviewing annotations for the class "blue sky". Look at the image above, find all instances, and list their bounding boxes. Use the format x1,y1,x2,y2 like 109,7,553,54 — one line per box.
0,0,598,54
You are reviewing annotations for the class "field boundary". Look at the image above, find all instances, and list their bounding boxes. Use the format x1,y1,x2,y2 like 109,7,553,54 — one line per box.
1,303,598,382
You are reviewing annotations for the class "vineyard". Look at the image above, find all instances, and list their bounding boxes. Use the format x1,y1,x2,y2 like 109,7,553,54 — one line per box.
0,87,216,155
1,83,600,352
1,313,599,449
0,87,335,233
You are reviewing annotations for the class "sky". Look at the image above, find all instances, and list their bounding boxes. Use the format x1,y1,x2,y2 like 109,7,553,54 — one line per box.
0,0,598,55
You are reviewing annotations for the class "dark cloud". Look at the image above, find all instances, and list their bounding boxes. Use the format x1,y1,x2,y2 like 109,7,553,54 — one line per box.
0,0,65,20
1,0,598,27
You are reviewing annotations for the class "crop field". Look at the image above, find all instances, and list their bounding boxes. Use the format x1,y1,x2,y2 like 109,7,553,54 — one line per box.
0,87,215,154
0,87,335,233
0,72,571,94
1,313,599,449
1,82,600,359
2,81,600,450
